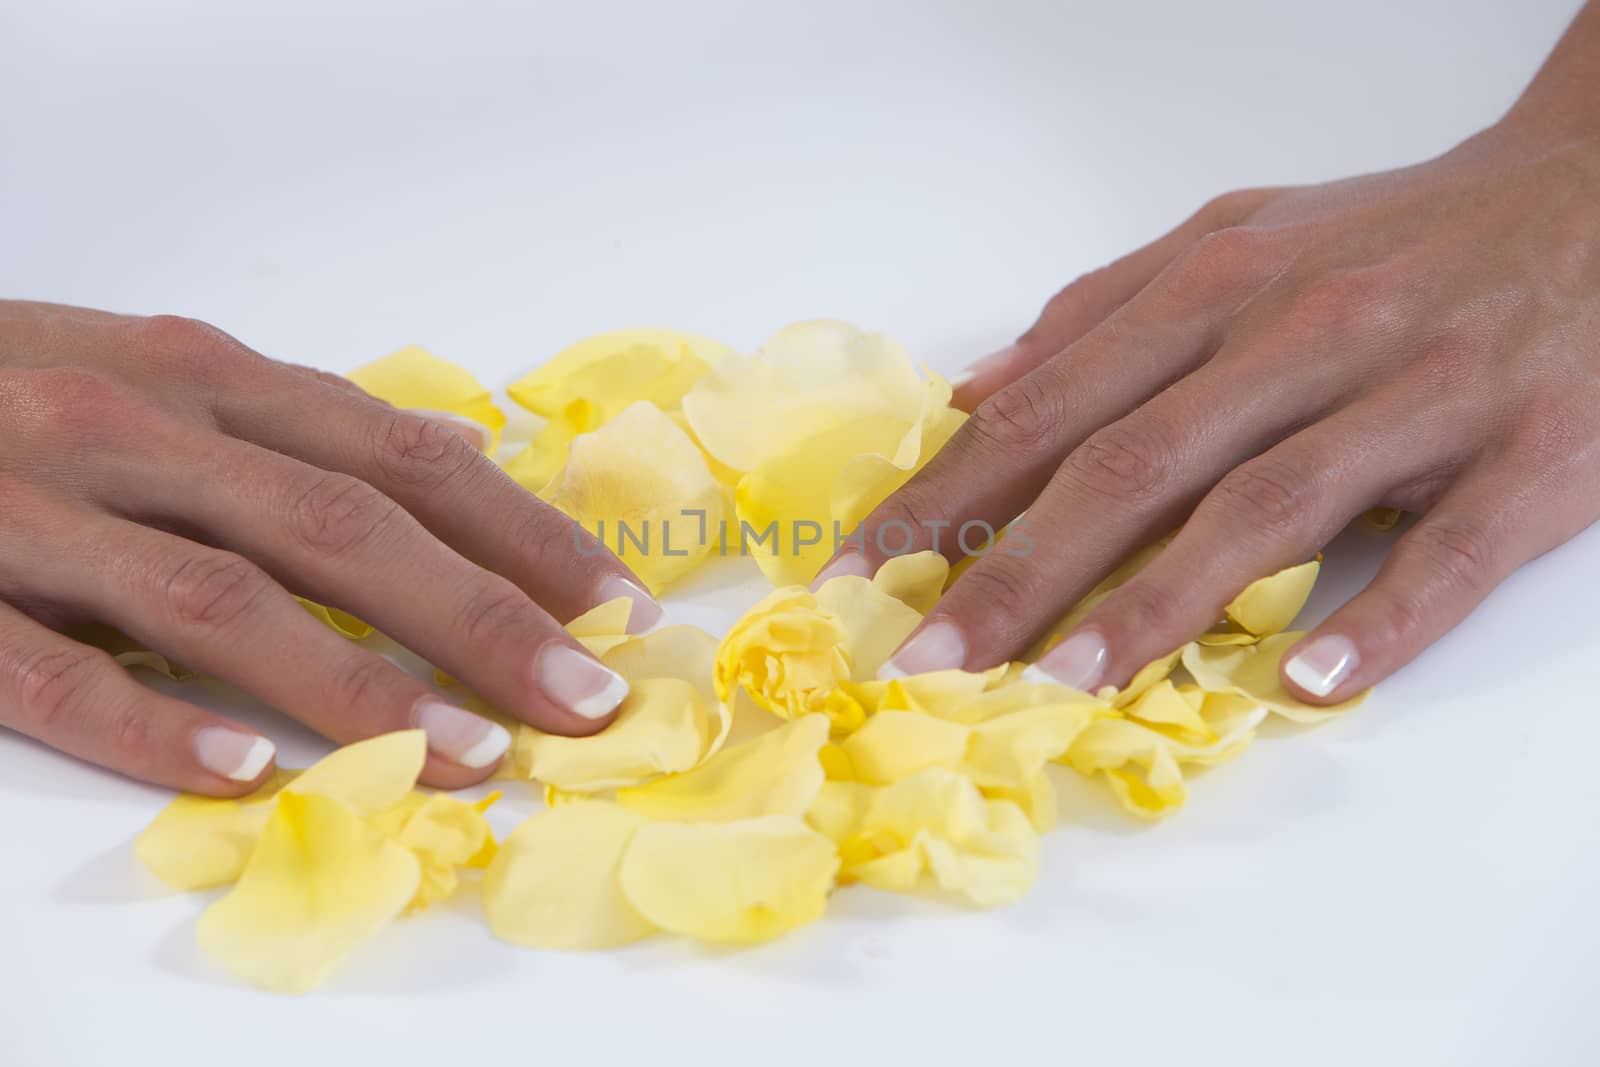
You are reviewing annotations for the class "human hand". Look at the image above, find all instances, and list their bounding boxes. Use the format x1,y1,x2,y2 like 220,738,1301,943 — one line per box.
0,303,658,794
824,5,1600,701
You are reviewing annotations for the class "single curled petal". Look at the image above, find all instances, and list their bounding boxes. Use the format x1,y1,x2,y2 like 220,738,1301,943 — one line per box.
296,598,373,640
1224,560,1320,637
869,550,951,614
618,816,839,943
196,792,421,994
346,345,506,451
539,401,726,594
517,677,722,791
483,802,656,951
616,714,829,822
838,710,971,785
287,730,428,813
1182,632,1369,723
507,328,725,419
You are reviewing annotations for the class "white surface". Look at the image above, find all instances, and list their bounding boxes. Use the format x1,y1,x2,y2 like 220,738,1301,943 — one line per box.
2,1,1596,1064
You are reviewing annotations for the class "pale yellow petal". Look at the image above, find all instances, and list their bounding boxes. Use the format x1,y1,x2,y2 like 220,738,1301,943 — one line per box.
196,792,421,994
507,329,724,419
518,676,720,791
346,345,506,450
296,598,373,640
838,710,970,785
287,730,427,813
814,574,924,681
134,770,296,890
483,802,656,951
619,816,839,943
540,401,725,594
616,714,828,822
869,549,951,614
370,792,496,912
1182,632,1369,723
1224,560,1320,636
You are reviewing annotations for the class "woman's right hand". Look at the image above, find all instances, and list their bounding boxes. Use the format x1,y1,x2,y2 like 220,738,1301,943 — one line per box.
0,301,660,794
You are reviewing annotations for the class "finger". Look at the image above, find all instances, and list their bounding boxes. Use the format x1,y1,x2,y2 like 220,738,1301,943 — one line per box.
113,431,629,736
212,363,661,632
950,188,1282,410
880,311,1364,676
815,221,1295,589
1280,450,1597,703
1029,390,1474,690
6,510,513,786
0,598,276,795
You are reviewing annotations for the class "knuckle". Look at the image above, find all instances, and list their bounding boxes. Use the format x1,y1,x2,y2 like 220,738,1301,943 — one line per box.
1061,418,1176,501
163,552,271,633
1402,520,1497,596
1207,458,1314,538
1105,578,1182,636
104,697,154,763
455,579,535,646
131,314,248,382
370,412,481,490
1280,268,1397,338
866,486,942,556
327,653,396,717
1406,329,1480,396
287,472,401,557
950,563,1042,645
13,647,110,731
1166,226,1276,301
1199,187,1275,226
968,373,1066,454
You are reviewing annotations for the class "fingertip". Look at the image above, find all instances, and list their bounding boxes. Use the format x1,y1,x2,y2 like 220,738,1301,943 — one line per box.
1281,632,1362,704
193,726,277,787
595,573,665,634
527,641,629,735
810,550,874,591
949,342,1028,412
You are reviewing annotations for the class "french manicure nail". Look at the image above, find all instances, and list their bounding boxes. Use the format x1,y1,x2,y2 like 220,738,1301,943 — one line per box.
414,698,511,769
195,727,276,782
1284,634,1359,698
411,408,491,452
950,343,1020,391
597,574,665,635
535,643,630,719
1023,630,1108,692
810,551,874,591
878,620,967,680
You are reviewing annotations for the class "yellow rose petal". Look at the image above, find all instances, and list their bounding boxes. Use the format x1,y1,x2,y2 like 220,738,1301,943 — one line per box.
370,792,497,912
483,802,656,951
1224,560,1320,636
814,573,924,681
619,816,839,943
870,550,951,614
540,401,726,594
839,710,970,785
287,730,428,813
196,792,421,994
714,587,853,726
1182,632,1369,723
565,595,640,657
508,329,724,419
616,714,828,822
296,598,373,639
517,676,721,791
134,770,296,890
346,345,506,451
963,701,1100,788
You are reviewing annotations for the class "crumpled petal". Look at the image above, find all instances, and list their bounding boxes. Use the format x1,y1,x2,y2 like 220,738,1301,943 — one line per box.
368,792,498,912
346,345,506,451
1182,632,1370,723
296,598,373,640
1223,560,1320,637
196,792,421,994
564,596,640,658
838,710,971,785
618,816,839,943
517,677,721,791
616,714,829,822
508,328,725,419
809,769,1038,907
538,401,727,594
869,550,951,614
713,586,853,726
483,802,656,951
134,770,297,890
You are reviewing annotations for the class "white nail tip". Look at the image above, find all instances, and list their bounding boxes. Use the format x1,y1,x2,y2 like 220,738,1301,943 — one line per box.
455,723,512,769
571,671,630,720
1019,664,1061,686
1284,654,1337,697
876,662,909,682
229,737,277,782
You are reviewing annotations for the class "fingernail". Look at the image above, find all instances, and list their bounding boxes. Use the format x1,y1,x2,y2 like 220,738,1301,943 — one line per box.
950,343,1020,391
414,698,511,768
597,574,665,635
878,620,967,680
410,408,490,452
1023,629,1108,692
810,551,874,592
535,643,630,719
195,727,276,782
1284,634,1359,698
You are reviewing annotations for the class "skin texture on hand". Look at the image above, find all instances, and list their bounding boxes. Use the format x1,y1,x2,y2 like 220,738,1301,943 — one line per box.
0,303,661,794
833,3,1600,704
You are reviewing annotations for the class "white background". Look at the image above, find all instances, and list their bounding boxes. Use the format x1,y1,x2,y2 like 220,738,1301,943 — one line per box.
2,1,1597,1064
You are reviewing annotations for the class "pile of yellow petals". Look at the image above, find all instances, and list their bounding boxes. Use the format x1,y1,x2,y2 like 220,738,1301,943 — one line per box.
136,732,497,993
128,326,1379,992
